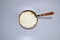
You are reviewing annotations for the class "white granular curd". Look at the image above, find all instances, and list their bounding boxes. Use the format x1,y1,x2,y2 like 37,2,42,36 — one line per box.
19,11,37,28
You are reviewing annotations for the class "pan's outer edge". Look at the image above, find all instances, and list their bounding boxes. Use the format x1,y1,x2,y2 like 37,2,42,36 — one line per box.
18,10,38,30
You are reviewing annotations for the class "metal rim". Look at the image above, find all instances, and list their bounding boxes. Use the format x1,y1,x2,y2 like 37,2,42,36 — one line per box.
18,10,38,30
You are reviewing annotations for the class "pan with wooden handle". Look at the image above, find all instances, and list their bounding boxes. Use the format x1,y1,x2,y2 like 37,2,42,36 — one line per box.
18,10,54,30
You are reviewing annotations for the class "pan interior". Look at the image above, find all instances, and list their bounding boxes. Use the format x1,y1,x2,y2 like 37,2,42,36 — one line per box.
19,10,38,29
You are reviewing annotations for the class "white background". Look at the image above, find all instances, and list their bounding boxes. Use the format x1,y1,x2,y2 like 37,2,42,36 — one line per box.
0,0,60,40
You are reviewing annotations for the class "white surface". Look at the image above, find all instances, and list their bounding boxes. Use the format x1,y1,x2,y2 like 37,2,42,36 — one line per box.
0,0,60,40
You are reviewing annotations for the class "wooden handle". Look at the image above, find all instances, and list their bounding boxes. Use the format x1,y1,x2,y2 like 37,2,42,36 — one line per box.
37,12,54,17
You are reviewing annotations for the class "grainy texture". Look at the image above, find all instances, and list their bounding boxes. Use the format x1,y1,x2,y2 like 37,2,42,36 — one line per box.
20,11,37,28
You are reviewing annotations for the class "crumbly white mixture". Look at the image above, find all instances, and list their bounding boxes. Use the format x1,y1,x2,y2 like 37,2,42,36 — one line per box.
19,11,37,28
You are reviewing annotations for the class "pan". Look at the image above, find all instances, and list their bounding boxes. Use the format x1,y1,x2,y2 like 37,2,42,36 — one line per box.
18,10,54,30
